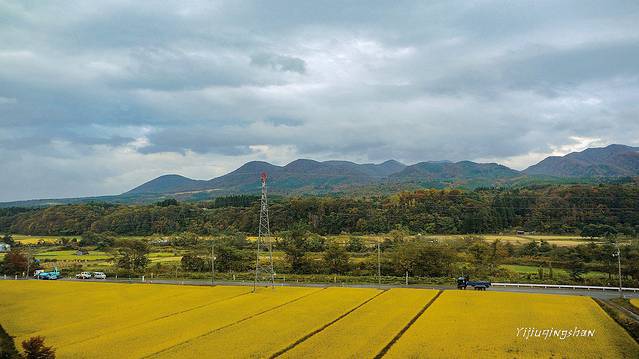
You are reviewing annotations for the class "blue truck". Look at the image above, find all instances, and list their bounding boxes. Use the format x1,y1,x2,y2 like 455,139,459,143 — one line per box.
457,276,491,290
35,268,61,280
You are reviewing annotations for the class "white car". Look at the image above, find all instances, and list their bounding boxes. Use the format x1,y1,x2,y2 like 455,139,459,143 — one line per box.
93,272,107,279
75,272,92,279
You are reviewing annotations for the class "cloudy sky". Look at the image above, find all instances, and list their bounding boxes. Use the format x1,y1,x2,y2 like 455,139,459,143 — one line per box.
1,1,638,201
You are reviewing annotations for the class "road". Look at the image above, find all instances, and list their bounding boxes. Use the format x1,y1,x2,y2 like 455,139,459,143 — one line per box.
12,277,635,300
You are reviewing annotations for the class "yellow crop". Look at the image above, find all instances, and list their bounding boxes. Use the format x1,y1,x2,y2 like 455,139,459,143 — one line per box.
1,281,636,359
33,285,251,348
11,235,59,244
630,298,639,310
155,287,381,359
57,286,318,358
384,290,639,358
280,288,438,359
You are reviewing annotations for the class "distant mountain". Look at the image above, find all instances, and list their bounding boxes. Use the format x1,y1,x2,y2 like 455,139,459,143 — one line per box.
5,144,639,208
127,174,209,194
393,161,520,180
127,159,408,196
524,144,639,177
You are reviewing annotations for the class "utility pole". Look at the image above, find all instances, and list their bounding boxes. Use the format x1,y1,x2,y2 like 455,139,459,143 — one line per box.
25,249,32,279
254,172,275,292
211,240,216,285
377,241,381,288
614,242,623,298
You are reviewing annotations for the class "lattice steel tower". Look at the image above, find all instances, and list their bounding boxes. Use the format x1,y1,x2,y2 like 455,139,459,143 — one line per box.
254,171,275,291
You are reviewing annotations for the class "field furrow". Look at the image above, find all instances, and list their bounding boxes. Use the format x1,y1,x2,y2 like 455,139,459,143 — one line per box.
2,281,637,359
0,281,199,337
279,288,439,359
152,287,381,359
384,290,639,358
57,286,320,358
31,285,252,347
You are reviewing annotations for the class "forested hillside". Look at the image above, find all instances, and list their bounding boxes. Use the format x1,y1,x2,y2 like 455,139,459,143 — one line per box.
1,183,638,236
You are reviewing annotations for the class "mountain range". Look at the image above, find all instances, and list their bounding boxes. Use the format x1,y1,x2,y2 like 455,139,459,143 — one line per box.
524,144,639,177
2,144,638,207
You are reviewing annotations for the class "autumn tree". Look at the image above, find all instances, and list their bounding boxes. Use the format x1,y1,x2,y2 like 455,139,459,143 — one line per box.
21,336,55,359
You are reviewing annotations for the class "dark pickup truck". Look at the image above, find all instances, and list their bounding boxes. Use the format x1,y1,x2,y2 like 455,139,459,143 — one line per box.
457,276,491,290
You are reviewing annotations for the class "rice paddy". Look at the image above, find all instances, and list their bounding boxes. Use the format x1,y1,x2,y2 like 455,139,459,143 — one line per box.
0,281,636,358
385,291,639,358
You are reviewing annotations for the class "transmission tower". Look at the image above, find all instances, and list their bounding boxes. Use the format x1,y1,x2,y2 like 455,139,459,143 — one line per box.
254,171,275,291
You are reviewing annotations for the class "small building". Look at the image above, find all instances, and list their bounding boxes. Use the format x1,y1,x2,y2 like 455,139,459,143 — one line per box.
76,250,89,256
0,243,10,252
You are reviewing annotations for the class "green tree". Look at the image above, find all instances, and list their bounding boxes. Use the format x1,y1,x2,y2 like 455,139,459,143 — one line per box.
280,224,311,273
215,241,251,272
0,324,19,359
172,232,199,247
346,236,365,252
566,251,587,280
1,234,14,246
581,224,618,239
0,248,37,275
390,240,456,277
306,234,327,252
116,240,150,272
323,242,350,274
180,253,207,272
467,239,505,275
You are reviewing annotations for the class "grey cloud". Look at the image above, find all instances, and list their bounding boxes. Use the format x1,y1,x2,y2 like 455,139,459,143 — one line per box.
250,53,306,74
265,117,304,127
1,0,639,201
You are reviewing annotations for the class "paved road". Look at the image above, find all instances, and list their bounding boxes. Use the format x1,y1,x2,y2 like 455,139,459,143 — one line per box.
15,277,635,300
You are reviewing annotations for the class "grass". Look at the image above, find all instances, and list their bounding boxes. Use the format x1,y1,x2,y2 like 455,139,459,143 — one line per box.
0,281,637,358
596,298,639,345
385,290,639,358
35,250,112,261
8,232,619,249
428,234,592,247
501,264,608,279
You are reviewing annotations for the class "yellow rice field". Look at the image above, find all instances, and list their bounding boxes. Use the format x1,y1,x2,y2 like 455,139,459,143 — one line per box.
280,288,439,359
0,281,636,358
385,290,639,359
12,235,60,244
631,298,639,310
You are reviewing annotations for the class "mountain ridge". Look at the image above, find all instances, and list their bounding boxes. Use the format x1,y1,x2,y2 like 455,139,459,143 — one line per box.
3,144,638,207
524,144,639,177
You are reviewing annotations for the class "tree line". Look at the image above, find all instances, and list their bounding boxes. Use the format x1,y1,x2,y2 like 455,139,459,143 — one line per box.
1,183,638,237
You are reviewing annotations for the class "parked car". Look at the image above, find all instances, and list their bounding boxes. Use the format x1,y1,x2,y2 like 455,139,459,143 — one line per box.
93,272,107,279
36,268,61,280
76,272,93,279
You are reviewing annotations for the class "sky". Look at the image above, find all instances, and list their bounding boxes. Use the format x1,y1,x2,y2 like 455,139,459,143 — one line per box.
1,1,639,201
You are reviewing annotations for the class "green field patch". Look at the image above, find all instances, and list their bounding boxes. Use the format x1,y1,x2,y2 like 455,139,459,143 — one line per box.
35,250,112,261
501,264,608,279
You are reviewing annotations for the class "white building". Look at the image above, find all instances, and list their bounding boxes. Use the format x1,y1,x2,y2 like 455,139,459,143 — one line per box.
0,243,10,252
